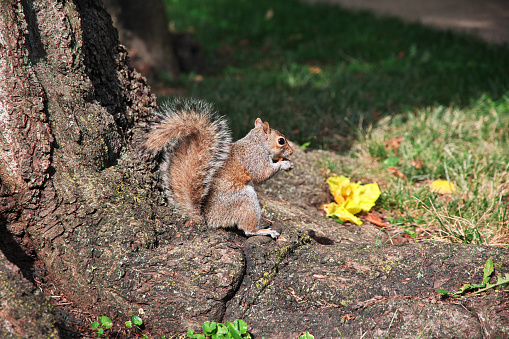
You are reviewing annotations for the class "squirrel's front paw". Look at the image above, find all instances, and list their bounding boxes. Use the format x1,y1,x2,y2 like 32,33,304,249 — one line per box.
280,160,293,171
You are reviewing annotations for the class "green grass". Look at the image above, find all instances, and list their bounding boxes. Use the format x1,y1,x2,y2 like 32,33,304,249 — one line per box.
163,0,509,148
161,0,509,244
327,96,509,245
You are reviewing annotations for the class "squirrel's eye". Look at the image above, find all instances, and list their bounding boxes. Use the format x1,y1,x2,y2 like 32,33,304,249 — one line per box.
277,137,285,146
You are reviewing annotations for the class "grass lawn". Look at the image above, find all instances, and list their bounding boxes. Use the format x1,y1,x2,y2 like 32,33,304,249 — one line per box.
161,0,509,245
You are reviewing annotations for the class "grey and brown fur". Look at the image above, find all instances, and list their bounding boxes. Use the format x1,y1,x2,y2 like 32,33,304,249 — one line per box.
144,98,293,238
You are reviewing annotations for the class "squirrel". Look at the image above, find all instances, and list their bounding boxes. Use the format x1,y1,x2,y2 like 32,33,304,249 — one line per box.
144,98,294,239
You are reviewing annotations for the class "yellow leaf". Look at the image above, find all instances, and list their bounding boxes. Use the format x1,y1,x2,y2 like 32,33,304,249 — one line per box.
324,175,381,224
429,180,457,194
324,202,362,225
356,182,381,211
327,175,351,204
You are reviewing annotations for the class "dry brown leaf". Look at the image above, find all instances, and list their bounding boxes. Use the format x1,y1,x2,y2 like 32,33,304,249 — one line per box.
365,213,387,227
409,158,424,169
388,166,407,179
190,74,204,82
384,136,404,153
341,314,356,322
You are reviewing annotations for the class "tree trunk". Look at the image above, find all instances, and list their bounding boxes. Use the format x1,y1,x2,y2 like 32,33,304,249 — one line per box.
1,1,242,336
103,0,181,79
0,250,58,338
0,0,173,333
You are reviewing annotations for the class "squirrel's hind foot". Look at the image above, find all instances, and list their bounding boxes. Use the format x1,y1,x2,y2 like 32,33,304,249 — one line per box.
244,228,280,239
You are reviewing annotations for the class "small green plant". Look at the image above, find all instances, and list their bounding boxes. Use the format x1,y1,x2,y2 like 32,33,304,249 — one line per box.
437,257,509,297
125,314,144,329
187,319,250,339
90,316,113,338
187,320,316,339
90,314,148,338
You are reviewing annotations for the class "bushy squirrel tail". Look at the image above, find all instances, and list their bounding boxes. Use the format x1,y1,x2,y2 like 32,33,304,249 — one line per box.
144,99,231,218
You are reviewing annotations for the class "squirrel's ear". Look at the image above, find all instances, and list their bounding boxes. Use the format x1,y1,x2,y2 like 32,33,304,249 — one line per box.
254,118,263,128
255,118,271,136
262,121,270,135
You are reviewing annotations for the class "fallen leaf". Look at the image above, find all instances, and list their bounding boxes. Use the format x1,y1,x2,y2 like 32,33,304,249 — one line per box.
365,213,387,227
191,74,204,82
309,66,322,74
429,180,457,194
388,166,407,179
265,8,274,20
341,314,356,322
384,136,404,153
409,158,424,169
324,203,361,225
324,175,381,225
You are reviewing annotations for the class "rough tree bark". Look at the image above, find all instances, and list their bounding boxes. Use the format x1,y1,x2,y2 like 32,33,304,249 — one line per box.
1,0,509,338
0,0,163,334
0,0,240,336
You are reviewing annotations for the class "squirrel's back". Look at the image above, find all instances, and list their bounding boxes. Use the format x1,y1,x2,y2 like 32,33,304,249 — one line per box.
144,99,231,218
